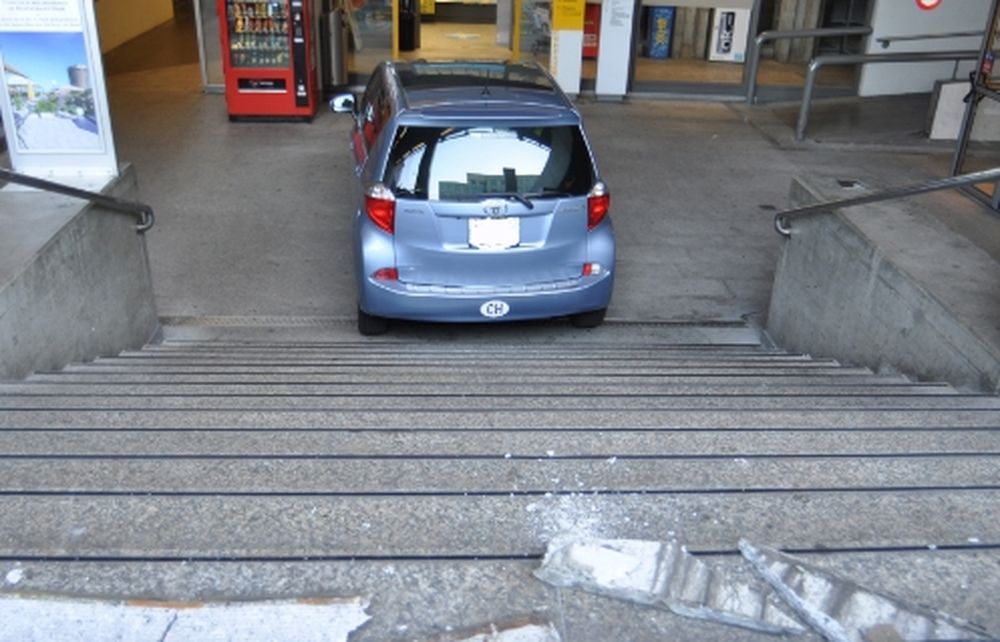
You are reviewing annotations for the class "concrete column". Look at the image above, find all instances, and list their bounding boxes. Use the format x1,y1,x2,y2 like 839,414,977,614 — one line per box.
694,6,711,59
674,7,697,58
672,7,711,59
594,0,637,98
550,0,586,95
496,0,513,46
788,0,821,62
774,0,821,63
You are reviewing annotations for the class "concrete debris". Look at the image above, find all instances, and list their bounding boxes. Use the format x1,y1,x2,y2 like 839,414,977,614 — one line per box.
0,593,371,641
739,540,993,642
534,536,806,635
427,616,561,642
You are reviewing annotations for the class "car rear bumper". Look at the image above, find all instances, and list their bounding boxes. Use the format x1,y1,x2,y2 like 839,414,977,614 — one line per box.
359,271,614,323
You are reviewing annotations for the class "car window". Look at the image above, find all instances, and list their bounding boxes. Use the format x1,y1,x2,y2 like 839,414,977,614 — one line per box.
385,125,594,200
359,73,390,151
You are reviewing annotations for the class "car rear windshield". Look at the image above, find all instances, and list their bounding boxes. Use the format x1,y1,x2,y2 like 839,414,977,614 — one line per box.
384,125,595,201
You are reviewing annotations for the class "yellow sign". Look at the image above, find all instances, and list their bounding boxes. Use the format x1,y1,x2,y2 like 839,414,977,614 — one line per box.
552,0,585,31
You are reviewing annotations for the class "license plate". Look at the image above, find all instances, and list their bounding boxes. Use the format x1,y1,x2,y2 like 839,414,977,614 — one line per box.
469,217,519,250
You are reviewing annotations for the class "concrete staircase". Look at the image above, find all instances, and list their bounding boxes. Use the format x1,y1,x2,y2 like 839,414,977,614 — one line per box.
1,321,998,640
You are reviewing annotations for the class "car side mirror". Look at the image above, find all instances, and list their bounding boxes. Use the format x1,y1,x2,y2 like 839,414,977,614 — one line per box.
330,93,356,114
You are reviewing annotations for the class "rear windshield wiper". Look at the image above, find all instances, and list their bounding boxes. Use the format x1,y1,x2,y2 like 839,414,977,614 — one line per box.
480,192,535,210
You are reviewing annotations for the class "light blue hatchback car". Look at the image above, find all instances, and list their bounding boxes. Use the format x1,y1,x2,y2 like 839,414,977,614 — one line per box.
331,61,615,335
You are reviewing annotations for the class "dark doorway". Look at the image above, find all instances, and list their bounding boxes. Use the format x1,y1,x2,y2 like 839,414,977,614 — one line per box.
173,0,194,16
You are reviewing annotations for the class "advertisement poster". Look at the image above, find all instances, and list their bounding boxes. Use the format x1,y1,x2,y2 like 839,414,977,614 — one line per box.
0,0,117,178
647,6,674,60
551,0,584,31
519,0,550,57
708,7,750,63
582,3,599,59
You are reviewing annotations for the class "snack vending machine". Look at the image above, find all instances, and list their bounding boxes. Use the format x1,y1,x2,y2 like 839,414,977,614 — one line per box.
218,0,322,120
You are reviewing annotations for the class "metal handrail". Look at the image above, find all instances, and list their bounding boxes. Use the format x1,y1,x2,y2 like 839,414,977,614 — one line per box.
796,50,980,141
774,167,1000,236
878,31,985,49
0,168,154,233
745,27,873,106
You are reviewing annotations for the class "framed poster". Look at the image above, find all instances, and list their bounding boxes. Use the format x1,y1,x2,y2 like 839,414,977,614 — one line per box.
708,7,750,63
0,0,118,183
646,6,674,59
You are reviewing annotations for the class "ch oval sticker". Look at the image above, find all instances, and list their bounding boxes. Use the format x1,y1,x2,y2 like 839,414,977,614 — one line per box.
480,300,510,318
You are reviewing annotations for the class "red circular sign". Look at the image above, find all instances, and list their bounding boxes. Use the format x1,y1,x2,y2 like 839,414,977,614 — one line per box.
916,0,941,9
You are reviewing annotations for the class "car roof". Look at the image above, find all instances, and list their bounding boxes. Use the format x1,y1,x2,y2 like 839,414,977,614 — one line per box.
385,60,580,123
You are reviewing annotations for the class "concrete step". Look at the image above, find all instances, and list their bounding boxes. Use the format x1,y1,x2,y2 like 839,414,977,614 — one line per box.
0,558,787,642
53,363,881,377
23,372,916,386
0,382,954,397
3,331,998,638
92,355,839,368
3,552,998,641
157,319,766,347
2,428,996,457
127,349,799,363
739,542,992,641
2,408,995,429
0,394,994,411
0,490,996,558
2,456,995,494
143,343,782,357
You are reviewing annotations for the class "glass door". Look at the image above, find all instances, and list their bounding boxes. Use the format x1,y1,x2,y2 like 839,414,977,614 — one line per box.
195,0,225,90
951,0,1000,209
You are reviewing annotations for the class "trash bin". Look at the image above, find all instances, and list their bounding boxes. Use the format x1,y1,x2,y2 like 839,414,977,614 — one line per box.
399,8,417,51
399,0,420,51
324,8,349,88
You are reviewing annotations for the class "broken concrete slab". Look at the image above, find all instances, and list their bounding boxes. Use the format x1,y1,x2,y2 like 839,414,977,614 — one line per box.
0,593,371,641
534,536,806,635
739,540,994,642
426,615,562,642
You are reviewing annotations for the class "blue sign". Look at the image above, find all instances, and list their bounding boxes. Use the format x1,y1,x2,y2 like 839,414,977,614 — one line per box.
647,6,674,60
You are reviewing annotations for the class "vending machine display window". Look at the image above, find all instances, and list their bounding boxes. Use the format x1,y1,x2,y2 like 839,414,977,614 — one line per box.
227,1,291,68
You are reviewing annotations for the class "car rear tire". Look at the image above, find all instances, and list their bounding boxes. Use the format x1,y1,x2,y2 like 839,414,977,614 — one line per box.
570,307,606,328
357,307,389,336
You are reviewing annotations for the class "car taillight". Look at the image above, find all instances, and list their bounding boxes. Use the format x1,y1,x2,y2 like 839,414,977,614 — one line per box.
365,183,395,234
587,182,610,230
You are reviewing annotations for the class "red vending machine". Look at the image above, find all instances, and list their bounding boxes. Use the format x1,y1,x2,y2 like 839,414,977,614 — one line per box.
218,0,321,120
